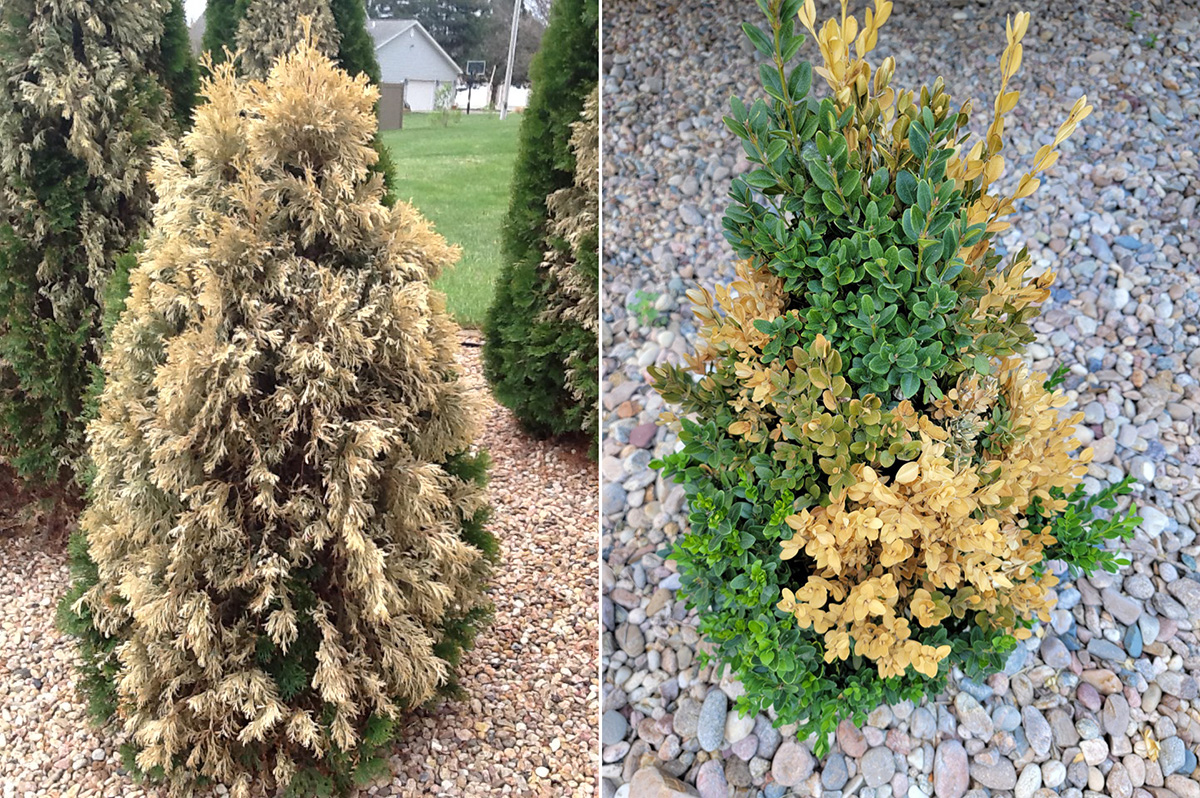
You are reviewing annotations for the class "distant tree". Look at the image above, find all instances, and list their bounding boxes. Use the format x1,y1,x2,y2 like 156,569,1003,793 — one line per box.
367,0,492,65
482,0,597,441
158,0,200,125
202,0,242,62
332,0,383,84
479,1,546,87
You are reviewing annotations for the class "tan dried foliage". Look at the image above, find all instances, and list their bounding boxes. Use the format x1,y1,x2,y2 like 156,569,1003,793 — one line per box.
77,40,488,796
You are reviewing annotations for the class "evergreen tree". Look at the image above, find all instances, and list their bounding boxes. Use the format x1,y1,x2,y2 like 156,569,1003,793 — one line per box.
0,0,170,480
202,0,242,63
482,0,598,440
61,39,494,797
158,0,200,126
541,88,599,448
236,0,340,78
331,0,382,84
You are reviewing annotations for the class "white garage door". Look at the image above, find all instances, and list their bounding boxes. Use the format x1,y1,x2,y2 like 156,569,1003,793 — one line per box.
405,81,438,113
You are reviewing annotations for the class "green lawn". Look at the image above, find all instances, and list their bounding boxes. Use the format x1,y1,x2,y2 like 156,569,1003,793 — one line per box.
381,112,521,328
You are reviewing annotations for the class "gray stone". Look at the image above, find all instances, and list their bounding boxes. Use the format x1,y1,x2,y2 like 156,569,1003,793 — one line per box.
1100,587,1143,625
674,698,701,739
910,707,936,740
970,749,1017,790
861,747,896,788
953,692,993,739
1022,707,1052,757
616,622,646,656
1102,694,1130,737
1015,762,1042,798
1040,636,1072,669
602,709,628,746
822,753,850,790
753,714,781,759
697,689,728,752
1156,671,1198,699
1087,638,1127,662
1159,736,1185,776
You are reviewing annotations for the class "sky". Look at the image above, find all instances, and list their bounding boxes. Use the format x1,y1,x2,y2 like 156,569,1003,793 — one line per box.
185,0,204,24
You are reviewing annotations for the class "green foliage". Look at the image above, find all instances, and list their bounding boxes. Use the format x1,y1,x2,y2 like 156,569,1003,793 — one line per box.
483,0,597,442
629,290,662,327
203,0,242,62
331,0,382,84
1037,477,1140,576
158,0,199,126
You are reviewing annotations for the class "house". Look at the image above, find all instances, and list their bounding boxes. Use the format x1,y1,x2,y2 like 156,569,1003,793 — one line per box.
368,19,462,119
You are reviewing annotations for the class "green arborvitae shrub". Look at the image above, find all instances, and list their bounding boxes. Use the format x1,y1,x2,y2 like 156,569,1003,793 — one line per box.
61,39,495,797
331,0,381,85
0,0,169,480
202,0,242,63
483,0,598,440
159,0,200,126
648,0,1139,753
542,88,600,447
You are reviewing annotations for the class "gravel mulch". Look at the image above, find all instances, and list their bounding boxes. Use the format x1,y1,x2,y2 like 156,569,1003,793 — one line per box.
0,339,599,798
601,1,1200,797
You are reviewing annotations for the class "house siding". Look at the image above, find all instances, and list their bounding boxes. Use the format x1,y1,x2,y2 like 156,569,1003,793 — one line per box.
375,29,459,85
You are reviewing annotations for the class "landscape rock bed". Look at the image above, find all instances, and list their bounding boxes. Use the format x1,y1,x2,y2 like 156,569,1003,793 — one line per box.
601,1,1200,797
0,343,599,798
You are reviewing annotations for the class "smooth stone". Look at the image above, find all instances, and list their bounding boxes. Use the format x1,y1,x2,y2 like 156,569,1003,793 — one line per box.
695,759,728,798
1015,762,1042,798
1022,707,1052,757
697,690,728,752
1040,636,1072,669
862,746,896,788
970,749,1017,790
954,692,993,739
1087,638,1128,662
1102,694,1131,737
933,741,969,798
822,753,850,790
674,699,701,739
1081,669,1123,695
603,710,629,746
837,719,868,758
628,766,700,798
1159,736,1185,776
1123,624,1143,658
771,740,815,787
1156,671,1198,699
910,707,936,740
1101,587,1143,625
724,710,754,745
1079,738,1109,766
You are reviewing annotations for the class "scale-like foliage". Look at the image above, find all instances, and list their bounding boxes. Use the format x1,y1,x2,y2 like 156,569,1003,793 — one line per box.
236,0,340,78
159,0,200,127
0,0,170,479
483,0,598,440
64,39,495,796
650,0,1138,752
542,88,600,446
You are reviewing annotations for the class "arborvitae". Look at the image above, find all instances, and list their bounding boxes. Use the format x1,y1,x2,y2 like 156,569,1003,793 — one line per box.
542,88,599,448
0,0,169,479
482,0,598,439
158,0,200,127
330,0,381,84
236,0,340,78
202,0,242,63
63,37,495,797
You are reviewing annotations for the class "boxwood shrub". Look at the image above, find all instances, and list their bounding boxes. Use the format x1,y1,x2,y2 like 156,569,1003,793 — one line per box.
649,0,1140,753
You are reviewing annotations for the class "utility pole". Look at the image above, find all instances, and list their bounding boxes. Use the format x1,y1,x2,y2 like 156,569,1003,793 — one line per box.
499,0,520,120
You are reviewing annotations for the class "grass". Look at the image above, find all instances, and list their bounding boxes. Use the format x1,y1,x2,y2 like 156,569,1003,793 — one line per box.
381,111,522,327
